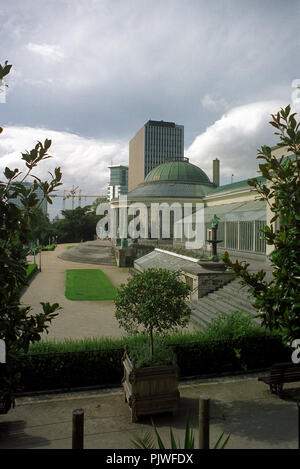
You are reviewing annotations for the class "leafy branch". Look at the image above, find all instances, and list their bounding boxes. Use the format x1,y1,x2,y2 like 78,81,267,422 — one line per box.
223,105,300,344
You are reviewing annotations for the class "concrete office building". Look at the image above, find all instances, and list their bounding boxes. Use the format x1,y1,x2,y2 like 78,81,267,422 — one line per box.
108,165,128,201
128,120,184,191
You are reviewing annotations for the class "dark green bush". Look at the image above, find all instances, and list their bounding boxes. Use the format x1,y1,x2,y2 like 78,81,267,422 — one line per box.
17,324,290,393
173,332,289,377
19,348,124,392
128,337,175,367
41,244,56,251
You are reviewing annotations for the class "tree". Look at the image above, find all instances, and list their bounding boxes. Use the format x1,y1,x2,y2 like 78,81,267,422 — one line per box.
114,268,191,359
90,196,108,213
223,105,300,344
27,205,56,245
53,206,100,242
0,61,62,408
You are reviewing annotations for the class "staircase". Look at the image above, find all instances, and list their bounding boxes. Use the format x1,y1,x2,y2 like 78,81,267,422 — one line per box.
59,243,116,266
189,278,260,329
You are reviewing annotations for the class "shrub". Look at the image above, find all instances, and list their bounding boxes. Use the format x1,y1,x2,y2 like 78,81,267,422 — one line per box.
203,310,263,342
40,244,56,251
128,337,175,367
16,325,289,393
115,268,191,362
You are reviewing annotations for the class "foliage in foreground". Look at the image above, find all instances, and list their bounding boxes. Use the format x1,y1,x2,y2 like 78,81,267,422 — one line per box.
131,417,230,449
223,105,300,344
19,312,290,393
0,61,62,406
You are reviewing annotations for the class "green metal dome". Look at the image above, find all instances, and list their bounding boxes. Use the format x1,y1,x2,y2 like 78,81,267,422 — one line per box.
144,160,211,185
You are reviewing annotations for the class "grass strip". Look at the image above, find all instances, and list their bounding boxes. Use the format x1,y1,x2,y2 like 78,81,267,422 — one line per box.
26,263,38,279
65,268,117,301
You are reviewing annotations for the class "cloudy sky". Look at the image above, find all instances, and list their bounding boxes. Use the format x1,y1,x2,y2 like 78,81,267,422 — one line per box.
1,0,300,218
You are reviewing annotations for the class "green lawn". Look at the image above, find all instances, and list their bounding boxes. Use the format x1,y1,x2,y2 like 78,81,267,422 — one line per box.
65,269,117,301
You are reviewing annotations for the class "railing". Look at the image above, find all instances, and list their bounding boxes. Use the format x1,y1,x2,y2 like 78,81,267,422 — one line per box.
205,220,266,254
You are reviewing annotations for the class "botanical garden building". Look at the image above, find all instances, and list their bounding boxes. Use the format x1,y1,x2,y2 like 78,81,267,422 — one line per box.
109,157,268,261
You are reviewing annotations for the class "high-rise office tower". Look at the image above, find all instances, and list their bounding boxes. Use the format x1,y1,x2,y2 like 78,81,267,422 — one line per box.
128,120,184,191
108,165,128,200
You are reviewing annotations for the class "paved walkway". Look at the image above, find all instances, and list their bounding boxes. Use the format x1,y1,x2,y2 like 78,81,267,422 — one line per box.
21,244,200,341
2,245,298,450
21,244,129,341
0,374,299,449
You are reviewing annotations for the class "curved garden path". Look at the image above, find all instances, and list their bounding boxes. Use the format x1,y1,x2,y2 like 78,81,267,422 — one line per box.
21,243,200,342
21,243,129,341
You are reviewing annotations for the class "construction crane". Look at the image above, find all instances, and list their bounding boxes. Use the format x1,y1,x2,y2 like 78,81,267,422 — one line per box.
52,186,107,210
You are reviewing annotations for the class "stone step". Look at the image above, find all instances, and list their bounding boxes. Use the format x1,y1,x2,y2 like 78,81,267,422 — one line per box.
190,298,260,328
190,311,210,329
203,292,253,316
223,283,252,299
189,301,217,328
191,298,222,317
58,245,117,266
210,289,256,313
189,275,261,328
189,301,219,322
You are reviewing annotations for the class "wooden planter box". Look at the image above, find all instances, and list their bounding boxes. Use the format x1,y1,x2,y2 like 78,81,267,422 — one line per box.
122,352,180,423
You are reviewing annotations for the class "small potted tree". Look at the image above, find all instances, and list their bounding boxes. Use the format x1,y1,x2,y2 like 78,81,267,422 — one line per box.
115,268,191,422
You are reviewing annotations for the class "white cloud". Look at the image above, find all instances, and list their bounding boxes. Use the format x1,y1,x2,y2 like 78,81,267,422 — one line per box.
201,94,229,111
26,42,66,63
186,100,286,185
0,126,128,218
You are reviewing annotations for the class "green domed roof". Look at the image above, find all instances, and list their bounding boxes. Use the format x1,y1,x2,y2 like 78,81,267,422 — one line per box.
144,160,211,185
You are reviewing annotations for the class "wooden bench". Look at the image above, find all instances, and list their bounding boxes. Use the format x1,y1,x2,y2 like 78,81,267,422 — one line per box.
258,362,300,396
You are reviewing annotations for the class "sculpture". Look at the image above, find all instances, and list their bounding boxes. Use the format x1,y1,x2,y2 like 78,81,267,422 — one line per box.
207,214,223,260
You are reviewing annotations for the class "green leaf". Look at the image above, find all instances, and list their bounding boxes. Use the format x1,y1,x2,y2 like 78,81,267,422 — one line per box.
170,428,178,449
151,419,166,449
259,164,270,179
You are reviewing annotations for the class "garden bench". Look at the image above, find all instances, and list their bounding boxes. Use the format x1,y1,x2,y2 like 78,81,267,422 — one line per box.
258,362,300,396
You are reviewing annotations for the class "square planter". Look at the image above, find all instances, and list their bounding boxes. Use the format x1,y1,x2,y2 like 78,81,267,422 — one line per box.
122,351,180,423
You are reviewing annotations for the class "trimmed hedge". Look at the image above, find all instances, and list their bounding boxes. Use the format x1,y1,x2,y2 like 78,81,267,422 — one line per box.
173,333,290,377
19,349,124,392
41,244,56,251
17,331,290,393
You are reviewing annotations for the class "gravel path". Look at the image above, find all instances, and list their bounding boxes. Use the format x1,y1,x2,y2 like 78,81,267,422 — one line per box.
21,244,130,341
21,243,200,342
